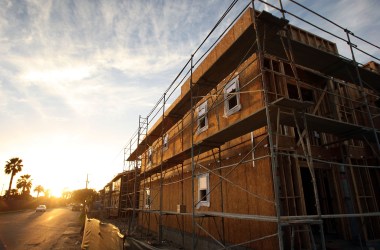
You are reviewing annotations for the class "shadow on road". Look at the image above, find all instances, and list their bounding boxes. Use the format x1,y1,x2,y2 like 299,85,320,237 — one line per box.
28,211,45,218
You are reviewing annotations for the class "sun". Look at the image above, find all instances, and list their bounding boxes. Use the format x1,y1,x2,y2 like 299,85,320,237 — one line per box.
33,187,61,198
49,188,64,198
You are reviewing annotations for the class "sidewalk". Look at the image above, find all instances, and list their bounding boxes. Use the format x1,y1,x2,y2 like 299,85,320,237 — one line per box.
53,221,83,249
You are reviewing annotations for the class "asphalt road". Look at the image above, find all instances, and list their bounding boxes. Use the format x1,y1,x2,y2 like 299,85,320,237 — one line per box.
0,207,83,250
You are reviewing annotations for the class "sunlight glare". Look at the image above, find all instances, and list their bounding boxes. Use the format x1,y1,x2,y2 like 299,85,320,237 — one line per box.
49,188,63,198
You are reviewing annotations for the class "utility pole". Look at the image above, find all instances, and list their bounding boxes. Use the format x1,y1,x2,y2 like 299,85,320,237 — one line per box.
84,174,90,216
85,174,89,189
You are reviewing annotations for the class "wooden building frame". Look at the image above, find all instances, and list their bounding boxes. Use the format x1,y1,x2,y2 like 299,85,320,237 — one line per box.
122,1,380,249
101,169,139,219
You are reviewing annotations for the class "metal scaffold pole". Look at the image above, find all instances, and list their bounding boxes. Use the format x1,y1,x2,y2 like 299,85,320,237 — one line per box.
217,147,226,246
158,93,166,244
345,30,380,153
129,116,142,234
251,0,284,249
277,0,326,248
190,54,196,250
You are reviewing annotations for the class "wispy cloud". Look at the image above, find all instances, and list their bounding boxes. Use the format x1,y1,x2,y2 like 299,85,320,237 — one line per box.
1,0,236,116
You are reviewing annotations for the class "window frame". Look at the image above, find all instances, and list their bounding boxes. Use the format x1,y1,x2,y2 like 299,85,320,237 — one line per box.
197,101,208,134
145,188,151,209
224,76,241,116
163,134,169,151
197,173,210,208
147,147,153,167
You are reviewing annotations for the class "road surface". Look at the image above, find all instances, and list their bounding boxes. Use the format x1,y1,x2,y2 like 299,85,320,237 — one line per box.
0,207,82,250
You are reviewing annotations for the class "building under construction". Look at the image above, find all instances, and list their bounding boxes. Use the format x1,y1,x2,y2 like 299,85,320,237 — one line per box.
120,1,380,249
102,170,139,218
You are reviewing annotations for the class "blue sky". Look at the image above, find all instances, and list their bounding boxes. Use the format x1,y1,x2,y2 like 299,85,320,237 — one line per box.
1,0,379,196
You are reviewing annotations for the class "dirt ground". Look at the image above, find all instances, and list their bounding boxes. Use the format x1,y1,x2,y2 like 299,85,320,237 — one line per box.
63,211,182,250
53,221,83,250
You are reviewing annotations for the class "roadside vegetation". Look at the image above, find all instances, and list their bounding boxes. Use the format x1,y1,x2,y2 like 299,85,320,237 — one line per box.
1,157,99,212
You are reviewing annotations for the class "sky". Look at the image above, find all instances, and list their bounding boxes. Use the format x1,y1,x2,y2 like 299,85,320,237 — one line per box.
1,0,379,197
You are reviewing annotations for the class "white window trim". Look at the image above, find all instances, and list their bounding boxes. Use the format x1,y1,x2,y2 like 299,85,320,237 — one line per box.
145,188,151,209
197,173,210,208
224,76,241,117
147,147,153,167
163,134,169,151
197,101,208,134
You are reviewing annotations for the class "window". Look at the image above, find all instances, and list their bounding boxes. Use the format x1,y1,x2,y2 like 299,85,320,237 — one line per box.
224,76,241,116
163,134,168,151
112,179,121,192
312,130,322,146
147,147,153,166
197,101,208,133
197,173,210,208
287,84,314,102
145,188,151,209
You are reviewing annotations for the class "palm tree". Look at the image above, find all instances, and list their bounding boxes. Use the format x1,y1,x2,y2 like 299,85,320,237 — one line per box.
16,174,33,196
34,185,44,199
4,157,23,199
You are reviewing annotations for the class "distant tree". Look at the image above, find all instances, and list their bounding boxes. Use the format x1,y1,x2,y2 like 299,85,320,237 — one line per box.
7,188,19,197
16,174,33,196
4,157,23,199
34,185,44,199
62,190,72,200
71,189,98,205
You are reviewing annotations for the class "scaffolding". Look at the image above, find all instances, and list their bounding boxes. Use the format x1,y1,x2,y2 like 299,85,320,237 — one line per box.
122,0,380,249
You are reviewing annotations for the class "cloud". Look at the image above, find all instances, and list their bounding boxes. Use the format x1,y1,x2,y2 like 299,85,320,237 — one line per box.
1,1,227,122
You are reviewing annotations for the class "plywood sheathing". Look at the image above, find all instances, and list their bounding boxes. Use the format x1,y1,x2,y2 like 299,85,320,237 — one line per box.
138,134,278,249
129,9,380,163
128,8,255,161
140,92,380,179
